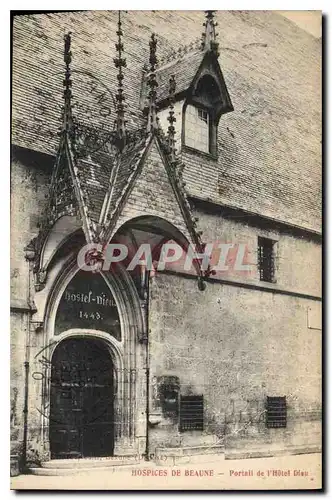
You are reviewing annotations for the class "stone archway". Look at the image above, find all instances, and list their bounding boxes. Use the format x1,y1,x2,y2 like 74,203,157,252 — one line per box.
28,215,202,464
29,248,146,461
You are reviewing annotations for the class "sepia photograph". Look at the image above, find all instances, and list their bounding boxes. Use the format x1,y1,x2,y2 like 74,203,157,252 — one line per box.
10,8,322,490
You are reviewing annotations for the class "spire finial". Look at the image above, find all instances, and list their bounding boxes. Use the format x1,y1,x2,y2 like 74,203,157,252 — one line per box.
146,33,158,132
167,75,176,161
113,10,127,151
63,32,73,135
201,10,219,56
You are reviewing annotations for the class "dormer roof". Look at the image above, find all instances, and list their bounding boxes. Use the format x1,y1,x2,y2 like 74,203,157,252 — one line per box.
154,49,204,103
142,47,234,118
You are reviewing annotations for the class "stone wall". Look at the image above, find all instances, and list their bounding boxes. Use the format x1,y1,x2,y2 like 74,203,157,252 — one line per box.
10,150,51,461
195,209,322,298
148,268,321,456
11,151,51,305
10,310,28,460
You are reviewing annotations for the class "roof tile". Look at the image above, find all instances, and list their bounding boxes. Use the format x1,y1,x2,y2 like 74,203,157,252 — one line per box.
12,10,321,232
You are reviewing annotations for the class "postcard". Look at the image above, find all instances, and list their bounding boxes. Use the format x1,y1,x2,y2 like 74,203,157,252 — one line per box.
10,9,322,490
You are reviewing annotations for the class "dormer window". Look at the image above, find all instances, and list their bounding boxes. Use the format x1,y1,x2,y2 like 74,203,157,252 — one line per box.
183,74,226,158
185,104,210,153
145,39,234,159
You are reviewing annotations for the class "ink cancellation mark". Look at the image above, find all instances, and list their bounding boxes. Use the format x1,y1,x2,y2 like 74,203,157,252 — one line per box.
72,70,116,156
50,69,116,156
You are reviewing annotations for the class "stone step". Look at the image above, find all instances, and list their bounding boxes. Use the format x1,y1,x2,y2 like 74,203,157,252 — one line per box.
28,464,138,476
28,456,142,475
40,456,140,469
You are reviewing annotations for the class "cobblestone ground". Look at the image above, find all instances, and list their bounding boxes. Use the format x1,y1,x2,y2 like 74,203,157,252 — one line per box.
10,453,322,490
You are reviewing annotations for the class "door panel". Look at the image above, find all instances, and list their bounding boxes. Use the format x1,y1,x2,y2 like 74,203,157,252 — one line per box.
50,338,114,459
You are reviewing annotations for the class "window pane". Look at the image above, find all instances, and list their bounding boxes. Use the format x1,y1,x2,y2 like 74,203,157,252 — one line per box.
185,105,209,153
198,108,208,124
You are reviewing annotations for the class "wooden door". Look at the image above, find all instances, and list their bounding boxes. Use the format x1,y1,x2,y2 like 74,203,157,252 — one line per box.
50,338,114,459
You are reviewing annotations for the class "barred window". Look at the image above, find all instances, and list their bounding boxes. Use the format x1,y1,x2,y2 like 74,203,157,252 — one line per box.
258,237,276,282
185,105,210,153
179,395,204,431
266,396,287,428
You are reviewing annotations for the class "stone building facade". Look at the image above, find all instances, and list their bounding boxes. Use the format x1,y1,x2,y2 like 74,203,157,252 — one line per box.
11,10,321,473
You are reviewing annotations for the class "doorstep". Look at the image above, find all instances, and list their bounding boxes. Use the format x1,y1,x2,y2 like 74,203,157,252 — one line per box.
27,455,141,476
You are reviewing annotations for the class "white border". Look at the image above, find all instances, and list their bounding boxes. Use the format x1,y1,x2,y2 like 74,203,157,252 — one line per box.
3,5,328,499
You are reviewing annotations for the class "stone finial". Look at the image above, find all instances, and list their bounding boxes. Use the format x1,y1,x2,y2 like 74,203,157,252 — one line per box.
177,46,183,58
167,74,177,161
63,32,73,134
146,33,158,132
201,10,219,56
113,10,127,150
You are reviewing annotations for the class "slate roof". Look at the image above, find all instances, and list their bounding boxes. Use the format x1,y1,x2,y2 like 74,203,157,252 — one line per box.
76,152,114,224
12,10,321,233
104,133,149,225
154,49,204,103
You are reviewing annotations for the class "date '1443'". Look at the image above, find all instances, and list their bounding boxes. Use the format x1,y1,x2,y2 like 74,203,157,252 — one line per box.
79,311,102,320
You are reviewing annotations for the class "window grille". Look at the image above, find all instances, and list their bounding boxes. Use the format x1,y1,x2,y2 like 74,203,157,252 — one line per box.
258,237,275,282
158,376,180,420
266,396,287,428
179,395,204,431
185,105,209,153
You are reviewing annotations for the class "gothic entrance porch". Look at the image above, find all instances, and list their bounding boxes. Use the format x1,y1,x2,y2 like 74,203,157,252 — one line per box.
50,337,114,459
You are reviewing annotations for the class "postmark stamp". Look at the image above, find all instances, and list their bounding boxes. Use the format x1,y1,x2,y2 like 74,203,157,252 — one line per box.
71,70,117,156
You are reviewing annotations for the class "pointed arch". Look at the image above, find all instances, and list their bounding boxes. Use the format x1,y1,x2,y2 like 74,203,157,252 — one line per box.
111,215,204,282
38,216,83,273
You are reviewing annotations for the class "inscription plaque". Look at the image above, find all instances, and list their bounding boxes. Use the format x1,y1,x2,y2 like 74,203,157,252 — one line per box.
55,271,121,340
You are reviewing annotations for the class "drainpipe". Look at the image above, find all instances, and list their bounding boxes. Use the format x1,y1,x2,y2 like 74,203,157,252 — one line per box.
21,244,35,470
145,334,150,462
142,270,150,462
22,360,30,471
